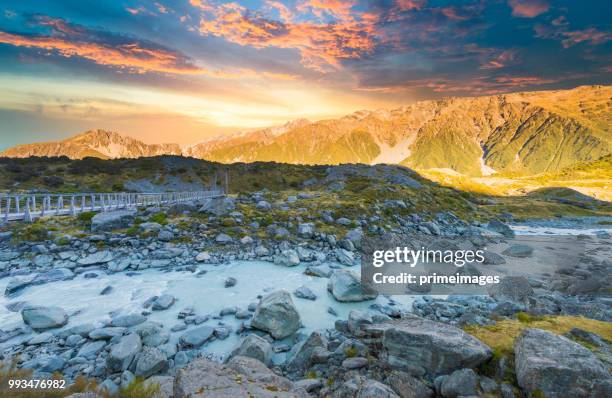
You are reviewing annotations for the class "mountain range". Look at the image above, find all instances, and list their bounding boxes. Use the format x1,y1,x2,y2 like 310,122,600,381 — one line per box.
1,85,610,176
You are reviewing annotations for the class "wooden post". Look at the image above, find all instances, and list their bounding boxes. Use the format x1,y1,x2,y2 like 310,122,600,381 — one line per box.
15,196,20,214
70,196,76,216
24,198,32,223
56,196,63,215
4,197,10,222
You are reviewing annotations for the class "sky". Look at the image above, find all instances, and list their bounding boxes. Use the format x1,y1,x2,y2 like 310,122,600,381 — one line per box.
0,0,610,148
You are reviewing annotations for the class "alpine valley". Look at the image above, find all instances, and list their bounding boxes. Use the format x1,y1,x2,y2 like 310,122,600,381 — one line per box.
2,85,610,178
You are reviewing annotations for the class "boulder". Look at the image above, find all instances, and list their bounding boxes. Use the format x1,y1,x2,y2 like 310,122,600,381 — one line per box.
502,244,534,258
21,306,68,331
274,249,300,267
386,371,434,398
342,357,368,369
215,233,233,244
328,270,378,302
489,276,534,305
195,251,211,262
179,326,215,349
134,346,168,378
31,268,75,285
298,223,315,238
333,376,399,398
362,317,491,377
174,356,298,398
439,368,479,398
107,333,142,372
293,286,317,301
345,228,363,249
91,209,136,231
199,197,235,216
487,220,515,238
515,328,610,398
335,248,355,265
143,376,174,398
251,290,301,339
152,294,175,311
256,200,272,211
77,341,107,359
229,334,273,366
89,327,127,340
77,250,114,266
285,331,328,374
111,313,147,328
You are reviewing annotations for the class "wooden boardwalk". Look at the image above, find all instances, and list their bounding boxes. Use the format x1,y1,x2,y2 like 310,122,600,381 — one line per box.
0,191,224,223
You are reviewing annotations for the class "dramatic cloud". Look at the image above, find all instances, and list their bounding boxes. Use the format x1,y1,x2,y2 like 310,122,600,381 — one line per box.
508,0,549,18
194,1,380,72
0,0,609,144
562,28,611,48
0,16,203,74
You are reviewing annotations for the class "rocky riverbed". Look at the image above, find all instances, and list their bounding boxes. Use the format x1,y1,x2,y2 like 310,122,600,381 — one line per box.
0,193,610,398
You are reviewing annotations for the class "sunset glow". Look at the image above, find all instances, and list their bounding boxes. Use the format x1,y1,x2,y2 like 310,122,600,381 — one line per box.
0,0,610,147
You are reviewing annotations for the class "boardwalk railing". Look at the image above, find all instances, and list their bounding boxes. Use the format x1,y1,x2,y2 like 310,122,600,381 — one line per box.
0,190,224,223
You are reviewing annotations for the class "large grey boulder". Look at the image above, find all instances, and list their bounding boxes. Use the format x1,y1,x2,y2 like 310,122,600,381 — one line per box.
285,331,328,374
229,334,274,366
152,294,175,311
77,341,107,359
91,209,136,231
502,244,534,258
77,250,115,266
489,276,534,305
515,328,610,398
111,313,147,328
199,197,235,216
487,220,515,238
297,223,315,238
107,333,142,372
335,248,355,265
179,326,215,349
333,376,399,398
173,356,298,398
251,290,301,339
439,368,479,397
21,306,68,331
274,249,300,267
362,317,491,377
134,346,168,378
386,370,434,398
328,270,378,302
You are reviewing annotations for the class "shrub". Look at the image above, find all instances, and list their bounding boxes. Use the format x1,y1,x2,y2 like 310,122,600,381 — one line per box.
344,346,358,358
77,211,97,225
149,212,167,225
15,223,49,242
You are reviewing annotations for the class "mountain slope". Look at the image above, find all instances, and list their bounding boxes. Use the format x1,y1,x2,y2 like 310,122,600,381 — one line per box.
1,86,609,176
0,130,182,159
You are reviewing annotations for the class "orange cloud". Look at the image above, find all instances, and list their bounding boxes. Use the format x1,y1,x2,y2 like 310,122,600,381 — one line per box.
195,1,380,72
396,0,426,11
0,17,300,81
0,31,203,75
266,1,294,22
508,0,548,18
480,50,516,69
562,28,611,48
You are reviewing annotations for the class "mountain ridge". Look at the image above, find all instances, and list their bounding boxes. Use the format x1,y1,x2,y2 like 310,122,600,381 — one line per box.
1,85,609,176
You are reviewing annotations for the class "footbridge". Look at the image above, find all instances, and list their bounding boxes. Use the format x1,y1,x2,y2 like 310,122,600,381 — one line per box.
0,190,225,223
